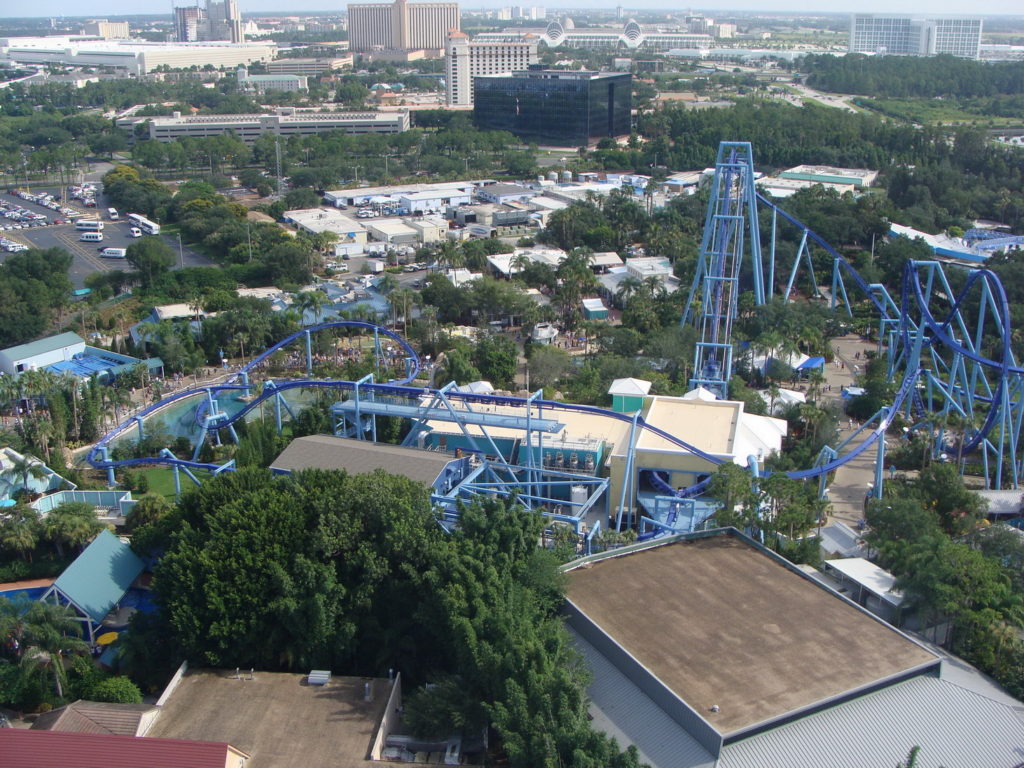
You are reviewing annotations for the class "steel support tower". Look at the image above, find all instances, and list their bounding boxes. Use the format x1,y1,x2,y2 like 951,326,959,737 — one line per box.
684,142,765,398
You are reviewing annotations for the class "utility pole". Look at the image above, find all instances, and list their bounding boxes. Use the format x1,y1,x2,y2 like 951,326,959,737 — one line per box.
176,232,184,269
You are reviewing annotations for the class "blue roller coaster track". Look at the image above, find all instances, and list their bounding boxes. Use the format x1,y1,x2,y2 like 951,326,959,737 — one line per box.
86,142,1023,518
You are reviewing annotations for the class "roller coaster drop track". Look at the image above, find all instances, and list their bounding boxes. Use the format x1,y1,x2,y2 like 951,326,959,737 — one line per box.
86,143,1023,509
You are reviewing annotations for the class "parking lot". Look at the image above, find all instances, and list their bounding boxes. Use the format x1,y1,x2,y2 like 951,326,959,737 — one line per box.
0,186,215,288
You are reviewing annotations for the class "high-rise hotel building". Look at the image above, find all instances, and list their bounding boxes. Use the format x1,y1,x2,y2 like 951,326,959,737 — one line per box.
849,14,982,59
347,0,459,53
445,31,539,107
173,0,244,44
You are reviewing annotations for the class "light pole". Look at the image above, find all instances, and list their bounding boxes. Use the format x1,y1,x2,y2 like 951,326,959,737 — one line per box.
176,232,184,269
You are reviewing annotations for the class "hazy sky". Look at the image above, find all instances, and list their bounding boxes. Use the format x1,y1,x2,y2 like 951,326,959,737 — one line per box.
2,1,1016,20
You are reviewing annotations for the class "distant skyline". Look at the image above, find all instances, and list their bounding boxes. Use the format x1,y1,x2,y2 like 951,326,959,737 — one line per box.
2,1,1021,20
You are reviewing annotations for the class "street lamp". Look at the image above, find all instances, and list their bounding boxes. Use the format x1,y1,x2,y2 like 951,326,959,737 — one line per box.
176,232,184,270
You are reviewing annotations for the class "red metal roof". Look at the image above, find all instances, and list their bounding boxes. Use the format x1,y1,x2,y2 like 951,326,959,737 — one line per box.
0,727,248,767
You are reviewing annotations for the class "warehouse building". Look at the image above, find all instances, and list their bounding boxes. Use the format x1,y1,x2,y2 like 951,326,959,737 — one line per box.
0,37,276,76
266,56,353,75
778,165,878,189
137,109,409,143
564,530,1024,767
284,208,369,245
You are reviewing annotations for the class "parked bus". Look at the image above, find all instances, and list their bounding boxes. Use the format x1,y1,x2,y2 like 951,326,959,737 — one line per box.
80,232,104,242
107,207,119,220
126,213,160,235
74,219,104,232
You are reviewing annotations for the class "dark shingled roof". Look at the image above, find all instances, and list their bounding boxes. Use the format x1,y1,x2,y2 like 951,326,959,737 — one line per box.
270,435,454,486
31,700,157,736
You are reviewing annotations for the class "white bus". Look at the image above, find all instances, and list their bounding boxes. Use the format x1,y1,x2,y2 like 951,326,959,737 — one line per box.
74,219,104,232
126,213,160,235
80,232,104,242
107,207,119,220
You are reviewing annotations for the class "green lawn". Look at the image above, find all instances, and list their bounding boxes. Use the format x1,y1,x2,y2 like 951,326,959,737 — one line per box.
137,467,182,498
857,98,1024,127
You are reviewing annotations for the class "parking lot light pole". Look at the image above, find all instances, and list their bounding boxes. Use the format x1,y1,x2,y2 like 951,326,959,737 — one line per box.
176,232,183,269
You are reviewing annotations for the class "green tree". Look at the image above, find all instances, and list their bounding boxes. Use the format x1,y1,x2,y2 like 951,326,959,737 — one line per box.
88,675,144,703
707,463,758,530
126,236,175,288
125,493,174,534
41,502,103,557
295,290,330,326
3,454,47,495
526,345,572,389
472,334,518,389
435,348,480,388
0,508,41,563
20,601,90,699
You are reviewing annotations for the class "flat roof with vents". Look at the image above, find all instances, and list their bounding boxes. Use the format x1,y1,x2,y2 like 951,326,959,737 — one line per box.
564,533,938,745
270,435,456,486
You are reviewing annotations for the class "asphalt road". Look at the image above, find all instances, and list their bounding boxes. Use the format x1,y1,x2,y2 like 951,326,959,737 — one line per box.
0,187,215,289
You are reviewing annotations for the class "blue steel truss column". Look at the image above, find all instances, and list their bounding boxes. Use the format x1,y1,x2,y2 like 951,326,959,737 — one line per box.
685,141,765,398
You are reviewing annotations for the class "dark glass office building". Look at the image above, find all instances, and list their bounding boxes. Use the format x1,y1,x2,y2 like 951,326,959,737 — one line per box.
473,69,632,146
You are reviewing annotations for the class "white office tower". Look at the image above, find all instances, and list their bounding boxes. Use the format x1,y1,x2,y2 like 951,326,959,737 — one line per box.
850,14,982,59
348,0,460,53
445,31,538,106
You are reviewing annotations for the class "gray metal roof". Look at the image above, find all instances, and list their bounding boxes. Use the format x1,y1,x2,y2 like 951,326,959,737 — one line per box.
817,521,865,557
717,675,1024,768
567,627,716,768
270,435,454,486
0,331,84,362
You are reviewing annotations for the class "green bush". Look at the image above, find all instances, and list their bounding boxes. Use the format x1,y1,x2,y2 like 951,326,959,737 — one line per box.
66,655,105,701
88,676,143,704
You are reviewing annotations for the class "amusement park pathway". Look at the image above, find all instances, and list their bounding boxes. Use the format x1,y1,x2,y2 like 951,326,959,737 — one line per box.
820,335,879,529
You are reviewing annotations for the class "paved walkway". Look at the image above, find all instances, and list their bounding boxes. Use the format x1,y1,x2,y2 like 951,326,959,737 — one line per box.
0,577,54,592
818,335,879,529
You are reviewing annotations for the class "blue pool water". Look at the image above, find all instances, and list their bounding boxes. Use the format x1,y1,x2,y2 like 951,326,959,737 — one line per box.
0,586,155,618
0,586,47,602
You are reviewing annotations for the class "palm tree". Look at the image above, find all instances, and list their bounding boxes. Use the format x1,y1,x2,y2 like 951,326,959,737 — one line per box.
615,276,643,307
21,601,90,699
295,290,329,327
388,287,416,329
0,509,40,563
0,593,34,655
377,272,399,294
0,374,20,417
42,503,104,557
437,239,462,272
136,321,161,358
4,454,48,496
642,275,666,299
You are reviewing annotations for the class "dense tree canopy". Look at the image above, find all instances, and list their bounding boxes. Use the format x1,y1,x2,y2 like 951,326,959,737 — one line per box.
143,468,643,766
802,54,1024,99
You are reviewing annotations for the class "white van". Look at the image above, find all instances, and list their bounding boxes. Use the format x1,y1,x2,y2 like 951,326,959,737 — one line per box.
99,247,127,258
129,227,142,238
107,207,119,220
80,232,104,242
